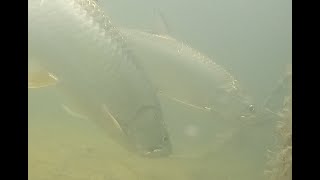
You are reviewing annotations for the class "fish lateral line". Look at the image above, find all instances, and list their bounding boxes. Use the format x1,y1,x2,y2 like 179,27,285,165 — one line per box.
157,91,213,112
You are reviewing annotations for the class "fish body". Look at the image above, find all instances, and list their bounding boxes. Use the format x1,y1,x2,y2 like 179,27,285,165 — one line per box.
28,0,171,157
120,28,256,123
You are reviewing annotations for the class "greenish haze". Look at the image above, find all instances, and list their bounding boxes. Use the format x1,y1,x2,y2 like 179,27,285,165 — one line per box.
29,0,291,179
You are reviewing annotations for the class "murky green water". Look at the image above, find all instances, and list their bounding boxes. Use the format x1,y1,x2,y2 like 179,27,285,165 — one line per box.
29,86,276,180
28,0,291,179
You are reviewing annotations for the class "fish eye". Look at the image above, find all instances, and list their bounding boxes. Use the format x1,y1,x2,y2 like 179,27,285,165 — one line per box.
248,104,255,113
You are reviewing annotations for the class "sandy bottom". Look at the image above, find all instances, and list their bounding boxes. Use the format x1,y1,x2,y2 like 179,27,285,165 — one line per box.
29,89,272,180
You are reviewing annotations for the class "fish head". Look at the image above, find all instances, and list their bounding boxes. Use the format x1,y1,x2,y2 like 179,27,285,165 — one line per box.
213,89,257,124
225,94,282,128
126,105,172,157
216,91,288,131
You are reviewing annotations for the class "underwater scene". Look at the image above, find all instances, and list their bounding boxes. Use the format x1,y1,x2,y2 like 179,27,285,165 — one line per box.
28,0,292,180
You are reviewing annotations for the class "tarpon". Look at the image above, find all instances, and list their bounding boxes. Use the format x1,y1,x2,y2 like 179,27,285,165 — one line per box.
28,0,172,157
119,14,256,124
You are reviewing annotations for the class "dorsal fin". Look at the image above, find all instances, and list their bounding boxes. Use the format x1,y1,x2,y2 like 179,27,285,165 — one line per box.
152,8,170,35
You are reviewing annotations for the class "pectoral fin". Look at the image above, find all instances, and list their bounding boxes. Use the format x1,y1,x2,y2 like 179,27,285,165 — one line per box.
28,69,58,89
101,104,123,132
61,104,89,120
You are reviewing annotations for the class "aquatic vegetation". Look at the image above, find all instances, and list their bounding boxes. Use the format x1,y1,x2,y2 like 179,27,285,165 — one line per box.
265,103,291,180
264,65,292,180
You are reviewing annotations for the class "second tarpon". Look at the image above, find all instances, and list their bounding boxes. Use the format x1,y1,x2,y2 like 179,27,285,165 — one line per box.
120,24,256,125
28,0,171,157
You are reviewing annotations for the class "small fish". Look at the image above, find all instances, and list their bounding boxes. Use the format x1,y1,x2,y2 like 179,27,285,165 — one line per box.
28,0,171,157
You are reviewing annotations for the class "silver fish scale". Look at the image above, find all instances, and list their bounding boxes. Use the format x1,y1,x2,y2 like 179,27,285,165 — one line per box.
185,42,239,93
129,30,242,97
73,0,141,78
32,0,154,91
145,32,240,95
29,0,161,123
176,38,241,95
